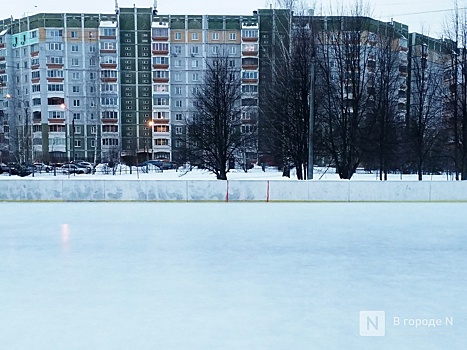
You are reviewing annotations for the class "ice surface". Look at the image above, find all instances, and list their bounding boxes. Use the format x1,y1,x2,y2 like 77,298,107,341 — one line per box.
1,202,466,349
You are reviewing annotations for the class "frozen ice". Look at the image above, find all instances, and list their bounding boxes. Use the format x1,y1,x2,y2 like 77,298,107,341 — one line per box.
0,202,466,349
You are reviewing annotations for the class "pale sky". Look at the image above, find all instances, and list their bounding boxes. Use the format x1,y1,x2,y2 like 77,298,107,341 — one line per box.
0,0,463,37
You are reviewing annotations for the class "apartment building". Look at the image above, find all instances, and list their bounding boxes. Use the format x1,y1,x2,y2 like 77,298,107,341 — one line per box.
0,5,454,168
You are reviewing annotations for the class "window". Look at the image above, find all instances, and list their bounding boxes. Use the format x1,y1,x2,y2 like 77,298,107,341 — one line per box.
102,111,118,119
48,56,63,64
73,99,80,107
242,85,258,93
102,125,118,132
47,70,64,78
242,29,258,38
153,84,169,93
242,71,258,79
73,113,81,120
155,138,169,146
32,84,40,93
71,58,79,66
72,86,80,93
174,46,182,54
32,71,40,79
175,100,182,108
71,31,79,38
89,58,96,66
191,46,199,55
71,44,79,52
192,32,199,40
152,57,169,65
174,32,182,40
212,46,219,55
153,70,169,79
174,86,182,95
89,72,97,80
91,140,96,148
229,60,235,67
101,84,118,92
174,73,182,82
102,138,118,146
90,126,97,134
100,28,116,37
72,72,80,80
152,28,168,37
174,59,182,68
192,73,199,81
175,126,183,134
48,43,63,51
175,113,183,121
47,84,64,91
242,43,258,52
30,30,38,39
155,111,169,119
74,126,82,134
89,44,97,52
212,32,219,40
155,97,169,106
152,43,169,51
229,32,236,40
47,29,63,38
229,46,236,54
101,97,118,105
101,70,118,78
101,42,116,50
48,111,65,119
192,59,199,68
154,125,169,133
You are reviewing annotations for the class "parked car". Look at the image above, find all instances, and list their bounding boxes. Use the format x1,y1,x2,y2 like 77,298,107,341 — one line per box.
147,159,177,170
138,161,163,173
60,164,86,175
33,162,52,173
73,162,92,174
0,162,9,174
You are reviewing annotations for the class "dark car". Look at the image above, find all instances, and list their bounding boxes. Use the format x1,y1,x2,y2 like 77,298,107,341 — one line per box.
7,164,33,177
149,159,178,170
60,164,86,174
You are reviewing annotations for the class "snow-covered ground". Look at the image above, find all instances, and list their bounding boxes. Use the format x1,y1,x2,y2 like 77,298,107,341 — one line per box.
1,202,465,349
0,164,459,181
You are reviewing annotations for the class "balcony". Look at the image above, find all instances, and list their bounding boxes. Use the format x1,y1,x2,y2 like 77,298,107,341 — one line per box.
152,36,169,41
242,51,258,57
242,79,258,84
242,37,258,42
31,64,40,70
152,49,169,55
46,63,64,69
30,51,39,57
0,43,5,48
153,78,169,83
100,63,118,69
100,35,117,40
100,49,117,54
101,118,118,124
48,118,65,124
47,77,64,83
101,77,118,83
153,64,169,69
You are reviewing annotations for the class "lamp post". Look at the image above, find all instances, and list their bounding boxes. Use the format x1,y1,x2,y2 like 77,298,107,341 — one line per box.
148,119,154,160
5,93,31,164
61,103,75,163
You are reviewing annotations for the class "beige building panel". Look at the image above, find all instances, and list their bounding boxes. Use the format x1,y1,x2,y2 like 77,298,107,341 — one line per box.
170,31,186,42
187,30,203,43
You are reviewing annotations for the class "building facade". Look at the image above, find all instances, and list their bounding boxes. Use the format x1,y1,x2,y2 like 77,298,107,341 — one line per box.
0,5,454,168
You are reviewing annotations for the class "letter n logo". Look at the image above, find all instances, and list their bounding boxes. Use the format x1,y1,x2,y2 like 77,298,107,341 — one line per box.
360,311,385,336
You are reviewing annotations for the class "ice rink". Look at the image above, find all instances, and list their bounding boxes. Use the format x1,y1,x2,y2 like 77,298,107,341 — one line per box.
1,202,466,349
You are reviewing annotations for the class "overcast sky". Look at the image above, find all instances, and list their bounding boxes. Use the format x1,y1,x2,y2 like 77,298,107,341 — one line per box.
0,0,463,37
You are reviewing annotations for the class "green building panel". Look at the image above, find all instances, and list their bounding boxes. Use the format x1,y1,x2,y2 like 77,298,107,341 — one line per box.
187,16,203,30
170,16,185,30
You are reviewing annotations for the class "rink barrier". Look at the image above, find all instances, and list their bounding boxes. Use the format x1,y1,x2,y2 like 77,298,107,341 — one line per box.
1,179,467,201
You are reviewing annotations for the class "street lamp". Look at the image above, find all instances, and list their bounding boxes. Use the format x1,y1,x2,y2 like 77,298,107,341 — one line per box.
148,119,154,160
61,103,75,163
5,93,31,164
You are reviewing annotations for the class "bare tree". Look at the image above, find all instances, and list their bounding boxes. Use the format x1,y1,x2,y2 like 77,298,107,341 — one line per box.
407,39,447,180
314,14,379,179
183,56,250,180
263,14,314,180
444,3,467,180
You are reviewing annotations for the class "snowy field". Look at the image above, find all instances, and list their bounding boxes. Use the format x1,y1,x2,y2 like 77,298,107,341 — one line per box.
0,164,459,181
1,202,466,349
